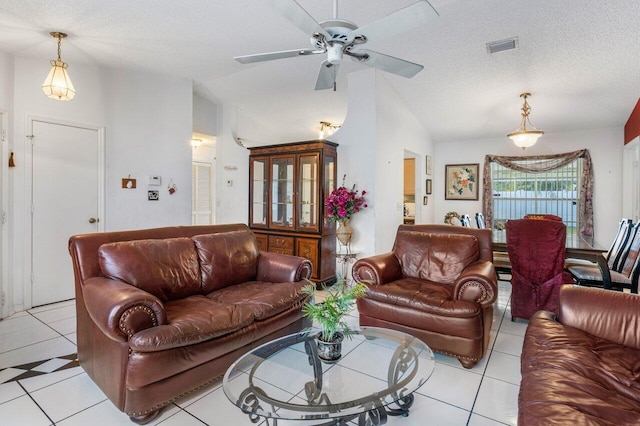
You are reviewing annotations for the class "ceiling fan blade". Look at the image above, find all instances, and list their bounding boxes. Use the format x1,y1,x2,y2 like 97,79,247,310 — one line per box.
315,60,339,90
266,0,330,38
351,1,438,44
350,49,424,78
234,49,320,64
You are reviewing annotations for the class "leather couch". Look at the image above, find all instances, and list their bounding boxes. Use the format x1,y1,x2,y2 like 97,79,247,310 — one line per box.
520,285,640,425
352,224,498,369
68,224,312,424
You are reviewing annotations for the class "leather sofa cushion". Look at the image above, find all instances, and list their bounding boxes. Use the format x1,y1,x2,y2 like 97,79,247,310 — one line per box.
394,231,479,284
520,312,640,424
98,237,200,302
129,295,254,352
207,281,307,320
193,231,259,293
365,277,480,318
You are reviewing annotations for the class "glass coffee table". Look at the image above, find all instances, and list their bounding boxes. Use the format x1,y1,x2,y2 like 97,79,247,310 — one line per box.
223,327,435,425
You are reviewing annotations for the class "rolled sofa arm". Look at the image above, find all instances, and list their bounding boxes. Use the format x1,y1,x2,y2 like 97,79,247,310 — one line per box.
453,261,498,307
559,285,640,350
82,277,167,342
352,252,402,285
256,251,312,282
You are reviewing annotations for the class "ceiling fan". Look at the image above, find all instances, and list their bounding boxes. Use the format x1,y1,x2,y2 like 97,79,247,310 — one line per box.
234,0,439,90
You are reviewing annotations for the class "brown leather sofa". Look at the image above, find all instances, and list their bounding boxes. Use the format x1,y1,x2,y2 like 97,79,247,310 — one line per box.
68,224,312,424
520,285,640,425
352,224,498,368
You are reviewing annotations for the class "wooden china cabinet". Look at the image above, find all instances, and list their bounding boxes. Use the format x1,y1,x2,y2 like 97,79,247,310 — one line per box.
249,140,337,285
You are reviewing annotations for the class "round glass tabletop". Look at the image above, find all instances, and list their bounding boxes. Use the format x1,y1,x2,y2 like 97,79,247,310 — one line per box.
223,326,435,424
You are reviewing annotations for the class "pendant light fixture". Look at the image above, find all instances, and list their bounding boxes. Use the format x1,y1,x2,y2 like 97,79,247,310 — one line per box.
42,32,76,101
507,92,543,150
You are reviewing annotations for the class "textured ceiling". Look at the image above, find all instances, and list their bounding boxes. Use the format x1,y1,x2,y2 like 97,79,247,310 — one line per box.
0,0,639,143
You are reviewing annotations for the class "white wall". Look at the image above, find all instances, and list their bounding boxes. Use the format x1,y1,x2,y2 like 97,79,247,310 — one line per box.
333,69,435,257
102,68,192,230
374,72,435,251
434,127,624,246
193,92,218,136
7,55,192,312
213,104,250,225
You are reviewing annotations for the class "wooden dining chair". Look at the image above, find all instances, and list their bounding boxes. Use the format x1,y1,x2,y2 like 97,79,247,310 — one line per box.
569,222,640,293
565,218,633,271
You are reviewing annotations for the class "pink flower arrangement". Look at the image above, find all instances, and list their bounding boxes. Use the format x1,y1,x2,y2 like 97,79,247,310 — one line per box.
325,176,367,223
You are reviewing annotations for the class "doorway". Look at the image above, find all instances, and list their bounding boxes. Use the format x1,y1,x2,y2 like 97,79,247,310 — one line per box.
28,118,104,307
403,157,417,224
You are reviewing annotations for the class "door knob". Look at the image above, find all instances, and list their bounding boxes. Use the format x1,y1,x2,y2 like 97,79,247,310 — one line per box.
88,217,99,224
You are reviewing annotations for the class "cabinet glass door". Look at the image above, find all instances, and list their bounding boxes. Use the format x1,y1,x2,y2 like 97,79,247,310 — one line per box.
270,156,294,229
324,154,336,228
298,153,319,231
250,157,268,227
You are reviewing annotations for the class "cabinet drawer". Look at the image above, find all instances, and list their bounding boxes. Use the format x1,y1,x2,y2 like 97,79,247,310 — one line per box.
270,248,295,256
296,238,319,279
268,235,294,251
254,233,268,252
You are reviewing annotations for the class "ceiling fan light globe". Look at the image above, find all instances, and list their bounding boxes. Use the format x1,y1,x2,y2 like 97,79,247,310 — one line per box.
327,43,343,64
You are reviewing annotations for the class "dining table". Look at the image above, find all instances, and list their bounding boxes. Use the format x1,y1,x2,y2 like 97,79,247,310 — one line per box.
491,230,611,288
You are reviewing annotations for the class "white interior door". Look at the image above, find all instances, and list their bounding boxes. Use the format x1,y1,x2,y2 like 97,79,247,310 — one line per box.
31,120,101,306
0,112,7,318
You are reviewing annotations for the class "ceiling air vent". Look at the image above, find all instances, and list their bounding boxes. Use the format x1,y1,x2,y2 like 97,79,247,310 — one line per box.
486,37,519,54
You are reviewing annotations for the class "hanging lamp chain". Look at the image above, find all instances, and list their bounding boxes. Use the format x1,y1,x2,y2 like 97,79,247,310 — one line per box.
57,34,62,61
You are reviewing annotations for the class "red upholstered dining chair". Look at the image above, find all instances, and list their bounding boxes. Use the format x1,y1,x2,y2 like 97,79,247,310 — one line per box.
507,218,571,320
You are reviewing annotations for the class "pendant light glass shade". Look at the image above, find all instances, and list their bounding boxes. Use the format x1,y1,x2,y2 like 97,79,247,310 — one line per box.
42,32,75,101
507,93,543,149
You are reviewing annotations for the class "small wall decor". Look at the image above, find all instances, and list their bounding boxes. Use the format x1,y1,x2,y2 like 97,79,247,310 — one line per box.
122,175,136,189
8,151,15,167
445,163,479,200
444,211,461,225
167,179,176,194
148,176,161,186
426,155,432,176
426,179,432,195
148,190,159,201
423,196,429,206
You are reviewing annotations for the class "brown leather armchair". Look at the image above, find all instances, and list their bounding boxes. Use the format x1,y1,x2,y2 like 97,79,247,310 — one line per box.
352,224,498,368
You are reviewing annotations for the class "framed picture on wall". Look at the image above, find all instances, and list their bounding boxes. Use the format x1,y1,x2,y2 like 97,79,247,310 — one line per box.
445,163,479,200
426,155,432,176
426,179,432,194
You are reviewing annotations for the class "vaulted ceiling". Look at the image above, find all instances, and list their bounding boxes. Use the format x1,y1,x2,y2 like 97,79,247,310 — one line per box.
1,0,639,143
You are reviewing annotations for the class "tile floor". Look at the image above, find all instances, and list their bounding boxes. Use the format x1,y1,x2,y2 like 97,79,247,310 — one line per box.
0,278,525,425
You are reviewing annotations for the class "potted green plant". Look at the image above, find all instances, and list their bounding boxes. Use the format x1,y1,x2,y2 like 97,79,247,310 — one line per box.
301,279,368,362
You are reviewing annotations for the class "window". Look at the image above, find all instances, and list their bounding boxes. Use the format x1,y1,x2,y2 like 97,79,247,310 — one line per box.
491,158,582,235
192,162,212,225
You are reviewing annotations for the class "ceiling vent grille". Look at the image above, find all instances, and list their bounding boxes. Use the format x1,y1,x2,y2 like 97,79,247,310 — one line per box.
486,37,519,54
